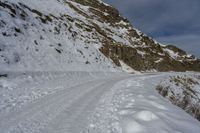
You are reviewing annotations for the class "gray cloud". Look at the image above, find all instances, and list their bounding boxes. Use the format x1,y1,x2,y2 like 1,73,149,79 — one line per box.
103,0,200,57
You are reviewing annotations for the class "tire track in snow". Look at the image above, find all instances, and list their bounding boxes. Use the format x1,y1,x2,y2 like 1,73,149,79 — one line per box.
0,75,130,133
43,78,121,133
0,79,105,133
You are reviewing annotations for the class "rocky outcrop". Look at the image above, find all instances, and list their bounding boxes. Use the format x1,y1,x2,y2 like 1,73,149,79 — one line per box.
74,0,200,72
100,39,200,71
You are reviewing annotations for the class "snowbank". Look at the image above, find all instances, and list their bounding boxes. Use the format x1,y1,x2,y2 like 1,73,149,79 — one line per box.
156,73,200,121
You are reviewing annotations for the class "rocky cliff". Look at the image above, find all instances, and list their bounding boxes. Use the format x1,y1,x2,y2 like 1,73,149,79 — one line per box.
0,0,199,72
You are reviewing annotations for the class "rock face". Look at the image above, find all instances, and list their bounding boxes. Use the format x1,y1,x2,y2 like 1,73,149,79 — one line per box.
0,0,199,71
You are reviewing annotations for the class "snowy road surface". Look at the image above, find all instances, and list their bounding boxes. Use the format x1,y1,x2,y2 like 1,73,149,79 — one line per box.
0,72,200,133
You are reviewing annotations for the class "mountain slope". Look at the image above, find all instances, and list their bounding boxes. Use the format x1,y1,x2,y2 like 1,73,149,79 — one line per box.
0,0,200,71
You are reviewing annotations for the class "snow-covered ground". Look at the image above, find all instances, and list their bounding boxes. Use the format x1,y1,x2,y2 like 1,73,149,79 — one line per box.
0,72,200,133
0,71,124,114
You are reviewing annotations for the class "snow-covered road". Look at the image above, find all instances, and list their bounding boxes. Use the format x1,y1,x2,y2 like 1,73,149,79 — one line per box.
0,73,200,133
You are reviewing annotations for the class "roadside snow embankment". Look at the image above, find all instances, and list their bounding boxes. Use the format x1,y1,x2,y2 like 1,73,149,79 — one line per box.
84,74,200,133
156,73,200,121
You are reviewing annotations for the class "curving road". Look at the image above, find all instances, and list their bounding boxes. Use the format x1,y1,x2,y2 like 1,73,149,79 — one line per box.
0,73,200,133
0,74,130,133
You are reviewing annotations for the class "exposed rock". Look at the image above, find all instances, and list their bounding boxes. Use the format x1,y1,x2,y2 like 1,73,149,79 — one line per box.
0,0,199,71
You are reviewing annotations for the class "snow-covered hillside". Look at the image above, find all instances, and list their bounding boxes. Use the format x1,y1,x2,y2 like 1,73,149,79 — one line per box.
1,0,200,72
156,73,200,121
0,0,119,71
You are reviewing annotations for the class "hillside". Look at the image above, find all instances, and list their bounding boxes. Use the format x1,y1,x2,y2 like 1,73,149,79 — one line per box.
0,0,200,72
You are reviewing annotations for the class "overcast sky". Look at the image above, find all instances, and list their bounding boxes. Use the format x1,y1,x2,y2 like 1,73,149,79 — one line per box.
103,0,200,57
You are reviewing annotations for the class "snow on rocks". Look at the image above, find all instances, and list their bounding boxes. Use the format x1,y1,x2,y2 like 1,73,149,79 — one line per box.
0,0,199,72
119,60,140,74
156,73,200,121
0,0,120,72
163,48,179,59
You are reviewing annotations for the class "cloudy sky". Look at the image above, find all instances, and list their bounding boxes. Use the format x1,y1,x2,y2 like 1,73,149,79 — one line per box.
103,0,200,57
